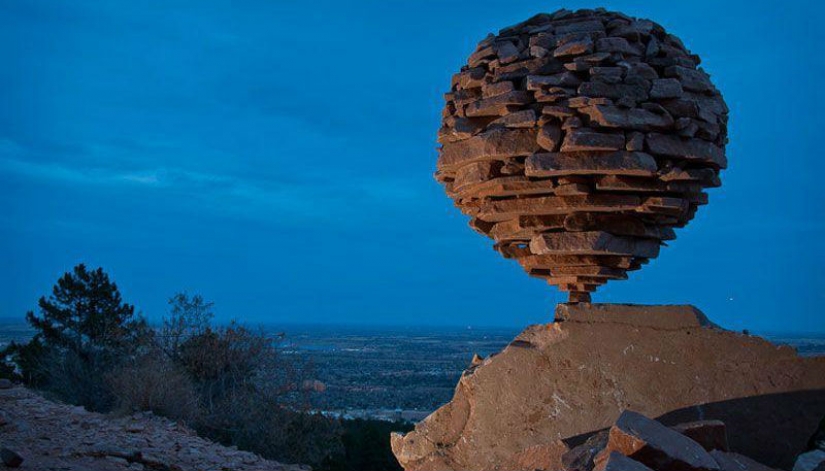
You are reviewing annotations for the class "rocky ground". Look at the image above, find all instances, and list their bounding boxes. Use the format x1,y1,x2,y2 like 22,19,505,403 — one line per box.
0,385,306,471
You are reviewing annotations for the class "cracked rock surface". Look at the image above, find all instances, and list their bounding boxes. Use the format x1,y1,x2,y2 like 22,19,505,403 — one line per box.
391,304,825,471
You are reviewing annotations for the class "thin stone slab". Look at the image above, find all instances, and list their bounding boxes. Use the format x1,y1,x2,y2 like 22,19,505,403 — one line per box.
564,212,677,240
647,133,727,169
465,91,535,117
579,104,674,130
451,176,556,199
555,303,713,329
489,215,566,241
542,266,629,278
438,128,539,171
518,254,642,269
561,129,625,151
530,231,660,258
526,152,657,177
473,195,641,221
607,410,720,471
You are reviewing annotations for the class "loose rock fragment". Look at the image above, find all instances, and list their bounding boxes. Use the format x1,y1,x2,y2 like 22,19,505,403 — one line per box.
607,410,720,471
526,152,657,177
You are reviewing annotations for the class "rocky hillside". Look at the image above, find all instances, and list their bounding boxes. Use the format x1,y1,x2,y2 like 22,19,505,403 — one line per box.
0,385,307,471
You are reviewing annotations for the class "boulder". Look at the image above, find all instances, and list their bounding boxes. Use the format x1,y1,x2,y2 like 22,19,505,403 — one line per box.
606,410,719,471
391,304,825,471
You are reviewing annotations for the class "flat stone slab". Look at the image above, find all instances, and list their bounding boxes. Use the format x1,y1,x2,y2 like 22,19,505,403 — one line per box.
555,303,714,330
607,410,720,471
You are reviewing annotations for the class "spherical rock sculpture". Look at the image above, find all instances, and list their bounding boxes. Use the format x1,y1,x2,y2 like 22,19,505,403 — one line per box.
435,8,728,303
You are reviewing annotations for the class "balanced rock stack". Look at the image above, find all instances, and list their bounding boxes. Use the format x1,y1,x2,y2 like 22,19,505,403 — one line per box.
435,8,728,303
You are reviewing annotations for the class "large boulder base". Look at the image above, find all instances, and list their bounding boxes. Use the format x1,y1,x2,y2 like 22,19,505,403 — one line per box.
391,304,825,471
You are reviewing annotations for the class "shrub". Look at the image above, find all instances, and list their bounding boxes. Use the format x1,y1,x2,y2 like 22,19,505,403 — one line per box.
106,351,200,423
12,264,151,411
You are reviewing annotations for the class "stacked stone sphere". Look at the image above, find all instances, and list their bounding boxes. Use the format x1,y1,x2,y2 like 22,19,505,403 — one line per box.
435,8,728,303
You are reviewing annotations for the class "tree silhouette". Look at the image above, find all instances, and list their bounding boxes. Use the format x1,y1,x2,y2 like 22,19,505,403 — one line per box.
26,263,149,359
5,264,152,410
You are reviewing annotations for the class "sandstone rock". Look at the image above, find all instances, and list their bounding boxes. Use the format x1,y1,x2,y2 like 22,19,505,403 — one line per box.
453,67,486,89
556,20,605,35
666,65,714,92
561,130,626,151
436,8,728,302
528,72,582,89
554,37,595,57
453,176,557,200
530,231,661,258
646,133,727,168
473,194,641,222
538,124,563,151
392,305,825,471
563,213,676,240
650,78,684,99
465,91,535,117
579,104,673,130
513,440,569,471
607,410,720,471
596,37,641,55
526,151,657,177
579,81,648,102
438,128,538,170
495,41,521,64
483,80,515,97
490,109,537,128
626,132,645,151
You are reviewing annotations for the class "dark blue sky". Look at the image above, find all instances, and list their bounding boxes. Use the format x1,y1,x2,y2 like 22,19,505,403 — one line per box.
2,1,823,333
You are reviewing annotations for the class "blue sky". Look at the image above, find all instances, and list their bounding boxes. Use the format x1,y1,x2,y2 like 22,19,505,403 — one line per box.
1,0,823,333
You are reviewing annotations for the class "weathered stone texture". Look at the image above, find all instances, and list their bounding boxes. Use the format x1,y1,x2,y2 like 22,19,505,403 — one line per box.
435,8,728,301
0,386,304,471
391,305,825,471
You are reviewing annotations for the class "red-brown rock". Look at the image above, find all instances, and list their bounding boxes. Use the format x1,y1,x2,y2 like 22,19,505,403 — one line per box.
435,8,728,302
607,410,720,471
391,305,825,471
